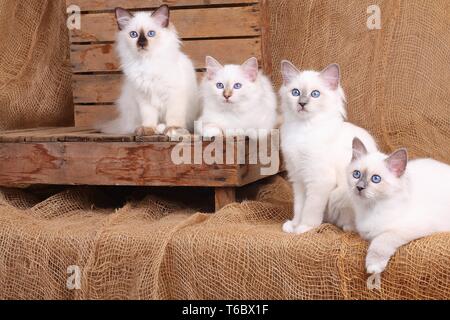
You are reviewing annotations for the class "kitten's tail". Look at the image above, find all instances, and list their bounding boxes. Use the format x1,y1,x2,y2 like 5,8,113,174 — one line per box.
95,117,134,135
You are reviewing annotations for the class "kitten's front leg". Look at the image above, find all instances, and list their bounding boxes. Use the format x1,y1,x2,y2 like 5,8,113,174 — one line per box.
366,231,412,275
202,123,224,139
136,96,159,136
282,181,305,233
294,181,335,234
165,96,189,139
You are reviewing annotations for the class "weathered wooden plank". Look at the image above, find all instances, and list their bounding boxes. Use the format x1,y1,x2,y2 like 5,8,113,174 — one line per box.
70,6,260,42
135,135,170,142
73,73,204,104
259,0,273,76
0,142,243,187
0,127,93,142
73,74,122,104
214,187,236,211
66,0,258,11
0,127,54,136
75,105,118,127
71,38,261,73
61,133,135,142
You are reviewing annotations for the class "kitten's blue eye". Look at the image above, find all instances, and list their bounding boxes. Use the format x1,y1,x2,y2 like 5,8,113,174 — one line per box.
233,83,242,89
148,30,156,37
216,83,224,89
352,170,361,179
292,89,301,97
311,90,321,98
129,31,138,38
371,175,382,184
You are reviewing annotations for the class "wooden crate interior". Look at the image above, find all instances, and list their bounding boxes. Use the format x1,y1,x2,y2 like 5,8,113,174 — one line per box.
66,0,270,127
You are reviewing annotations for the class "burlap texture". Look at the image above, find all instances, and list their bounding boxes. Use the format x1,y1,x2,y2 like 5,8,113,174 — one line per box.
270,0,450,162
0,0,449,299
0,0,73,130
1,176,449,299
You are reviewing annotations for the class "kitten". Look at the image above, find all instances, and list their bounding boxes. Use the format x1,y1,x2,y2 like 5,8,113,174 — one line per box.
279,61,377,234
98,5,199,138
197,56,277,139
348,138,450,275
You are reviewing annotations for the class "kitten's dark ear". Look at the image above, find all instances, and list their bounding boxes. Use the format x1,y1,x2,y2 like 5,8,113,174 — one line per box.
352,137,368,161
320,63,340,90
281,60,300,85
385,148,408,177
115,7,133,30
241,57,258,82
152,5,170,28
205,56,223,80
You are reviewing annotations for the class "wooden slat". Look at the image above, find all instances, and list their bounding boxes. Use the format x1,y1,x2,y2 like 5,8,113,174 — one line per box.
73,73,204,104
73,74,121,104
0,127,94,142
0,127,54,137
70,6,260,42
66,0,258,11
71,38,261,73
259,0,272,76
75,105,118,127
61,133,135,142
0,142,243,187
26,128,97,142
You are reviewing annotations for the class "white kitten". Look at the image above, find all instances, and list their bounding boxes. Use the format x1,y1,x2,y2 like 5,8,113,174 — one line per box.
98,5,199,137
197,56,277,139
279,61,377,234
348,138,450,275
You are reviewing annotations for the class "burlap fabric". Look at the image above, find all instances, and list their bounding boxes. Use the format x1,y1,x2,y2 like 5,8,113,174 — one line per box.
0,0,449,299
270,0,450,162
0,0,73,130
1,176,450,299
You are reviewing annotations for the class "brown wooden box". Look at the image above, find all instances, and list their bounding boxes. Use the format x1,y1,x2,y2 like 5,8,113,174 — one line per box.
68,0,272,127
0,0,278,211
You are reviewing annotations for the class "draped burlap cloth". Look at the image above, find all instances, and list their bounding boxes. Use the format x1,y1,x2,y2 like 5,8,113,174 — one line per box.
0,0,73,130
1,176,450,299
0,0,449,299
270,0,450,163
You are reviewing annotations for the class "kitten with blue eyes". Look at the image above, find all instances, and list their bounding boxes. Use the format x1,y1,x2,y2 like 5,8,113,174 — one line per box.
98,5,199,138
348,138,450,276
279,61,378,234
197,56,277,139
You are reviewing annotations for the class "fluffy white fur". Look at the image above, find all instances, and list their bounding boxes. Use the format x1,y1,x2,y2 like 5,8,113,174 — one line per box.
197,56,277,139
279,61,377,234
98,6,199,136
348,139,450,275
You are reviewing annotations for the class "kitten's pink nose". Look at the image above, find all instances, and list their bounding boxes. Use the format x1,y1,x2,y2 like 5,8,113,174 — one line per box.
223,90,232,100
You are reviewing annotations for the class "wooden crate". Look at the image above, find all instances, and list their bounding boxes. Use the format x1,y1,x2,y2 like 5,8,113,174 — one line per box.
0,1,278,211
0,128,279,210
67,0,272,127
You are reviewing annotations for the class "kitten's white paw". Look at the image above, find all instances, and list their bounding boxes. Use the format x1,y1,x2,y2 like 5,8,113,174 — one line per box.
164,126,189,141
366,253,389,274
202,127,223,139
156,123,167,135
282,220,297,233
366,263,386,275
342,224,356,233
293,224,314,234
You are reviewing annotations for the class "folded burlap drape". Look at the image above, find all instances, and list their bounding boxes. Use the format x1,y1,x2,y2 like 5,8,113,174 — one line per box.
0,0,73,130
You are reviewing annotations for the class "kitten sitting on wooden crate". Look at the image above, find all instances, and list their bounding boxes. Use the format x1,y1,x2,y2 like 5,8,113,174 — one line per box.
348,138,450,275
196,56,277,140
97,5,199,138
